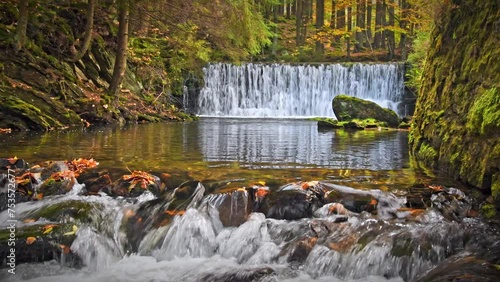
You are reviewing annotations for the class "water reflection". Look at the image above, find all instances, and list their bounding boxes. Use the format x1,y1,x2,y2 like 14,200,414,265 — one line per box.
198,118,408,170
0,118,426,189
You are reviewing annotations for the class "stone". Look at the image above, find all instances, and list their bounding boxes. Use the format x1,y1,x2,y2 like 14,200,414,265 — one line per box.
259,189,320,220
332,94,400,127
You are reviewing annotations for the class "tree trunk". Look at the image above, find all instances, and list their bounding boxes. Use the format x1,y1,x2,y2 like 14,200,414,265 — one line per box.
336,0,346,44
374,0,383,48
387,0,395,59
381,0,386,49
355,0,366,52
296,0,304,45
109,0,130,97
366,0,372,46
330,0,336,29
316,0,325,55
346,4,352,59
286,1,291,19
399,0,408,60
71,0,95,62
14,0,30,52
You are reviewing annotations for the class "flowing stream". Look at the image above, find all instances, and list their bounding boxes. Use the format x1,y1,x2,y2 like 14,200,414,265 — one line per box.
0,62,498,281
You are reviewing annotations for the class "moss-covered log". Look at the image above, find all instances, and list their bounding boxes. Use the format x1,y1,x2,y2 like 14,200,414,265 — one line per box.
410,1,500,212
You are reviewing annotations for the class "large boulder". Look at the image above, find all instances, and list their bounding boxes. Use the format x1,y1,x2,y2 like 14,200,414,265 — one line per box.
332,95,399,127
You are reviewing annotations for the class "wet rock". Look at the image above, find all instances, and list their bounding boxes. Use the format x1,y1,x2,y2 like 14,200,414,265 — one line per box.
332,94,400,127
40,161,70,180
313,203,353,218
198,266,275,282
0,158,29,170
283,237,318,264
216,189,254,227
39,172,77,196
111,171,161,197
260,189,320,220
316,118,342,130
0,222,81,268
431,187,472,221
343,121,365,130
124,182,206,251
77,169,112,194
324,187,377,213
415,253,500,282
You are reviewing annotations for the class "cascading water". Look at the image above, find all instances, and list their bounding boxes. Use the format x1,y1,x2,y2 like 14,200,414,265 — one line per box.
196,63,405,118
3,180,499,282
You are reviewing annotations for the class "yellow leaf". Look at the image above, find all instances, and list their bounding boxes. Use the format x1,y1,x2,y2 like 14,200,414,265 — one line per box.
26,237,36,245
63,225,78,236
257,181,266,186
43,227,53,234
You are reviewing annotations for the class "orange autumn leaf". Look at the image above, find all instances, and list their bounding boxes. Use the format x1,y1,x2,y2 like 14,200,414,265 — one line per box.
26,237,36,245
165,210,185,216
429,185,444,191
50,170,76,181
67,158,99,174
34,193,44,200
59,244,71,254
123,170,156,189
23,218,37,223
42,224,58,234
255,188,269,197
301,181,319,190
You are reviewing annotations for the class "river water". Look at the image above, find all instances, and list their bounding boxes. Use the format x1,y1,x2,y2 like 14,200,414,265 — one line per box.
1,62,498,281
2,118,497,282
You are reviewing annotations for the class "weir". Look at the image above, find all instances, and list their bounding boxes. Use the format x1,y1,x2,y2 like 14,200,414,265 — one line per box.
195,63,406,118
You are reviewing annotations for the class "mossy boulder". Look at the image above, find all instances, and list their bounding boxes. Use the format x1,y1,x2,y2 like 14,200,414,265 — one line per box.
332,95,400,127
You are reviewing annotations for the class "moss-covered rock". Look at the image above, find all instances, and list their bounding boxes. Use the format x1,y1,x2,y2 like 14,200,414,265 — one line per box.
332,95,400,127
410,0,500,212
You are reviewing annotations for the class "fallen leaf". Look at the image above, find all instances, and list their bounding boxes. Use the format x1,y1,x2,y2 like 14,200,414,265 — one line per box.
59,244,71,254
64,225,78,236
26,237,36,245
165,210,185,216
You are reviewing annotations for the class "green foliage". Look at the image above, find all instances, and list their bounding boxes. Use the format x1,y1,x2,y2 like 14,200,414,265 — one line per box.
214,0,272,61
406,29,431,91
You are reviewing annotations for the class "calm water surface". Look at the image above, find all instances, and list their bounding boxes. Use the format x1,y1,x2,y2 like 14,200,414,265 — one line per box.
0,118,456,190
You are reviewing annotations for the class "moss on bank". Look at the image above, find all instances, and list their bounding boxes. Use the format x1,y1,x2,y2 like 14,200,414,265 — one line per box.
0,1,196,131
410,0,500,214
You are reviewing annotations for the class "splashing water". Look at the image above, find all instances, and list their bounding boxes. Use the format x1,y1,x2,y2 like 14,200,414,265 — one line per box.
2,181,498,282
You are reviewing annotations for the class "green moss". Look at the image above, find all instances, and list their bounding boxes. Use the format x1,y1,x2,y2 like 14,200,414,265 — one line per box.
492,172,500,202
417,143,438,167
467,88,500,136
481,203,496,219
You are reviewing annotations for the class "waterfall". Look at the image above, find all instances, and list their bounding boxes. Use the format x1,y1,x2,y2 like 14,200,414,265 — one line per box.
196,63,405,118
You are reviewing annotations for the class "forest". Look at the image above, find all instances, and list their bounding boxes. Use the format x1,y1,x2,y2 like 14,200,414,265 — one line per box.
1,0,437,98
